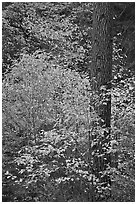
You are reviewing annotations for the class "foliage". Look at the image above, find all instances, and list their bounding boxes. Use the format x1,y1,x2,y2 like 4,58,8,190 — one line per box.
2,53,93,201
111,75,135,201
2,2,93,76
2,2,135,202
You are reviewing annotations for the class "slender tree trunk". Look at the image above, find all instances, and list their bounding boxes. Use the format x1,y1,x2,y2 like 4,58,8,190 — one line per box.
90,2,112,201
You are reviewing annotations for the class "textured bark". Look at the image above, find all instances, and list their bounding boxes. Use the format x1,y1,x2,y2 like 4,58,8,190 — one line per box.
91,2,112,100
90,2,112,200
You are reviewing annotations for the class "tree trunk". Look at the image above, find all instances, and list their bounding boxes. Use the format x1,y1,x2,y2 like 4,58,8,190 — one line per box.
90,2,112,201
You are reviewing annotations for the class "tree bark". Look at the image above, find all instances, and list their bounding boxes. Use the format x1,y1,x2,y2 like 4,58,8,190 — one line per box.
90,2,112,200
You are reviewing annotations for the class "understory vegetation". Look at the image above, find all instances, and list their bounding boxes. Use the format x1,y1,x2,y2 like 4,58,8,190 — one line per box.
2,2,135,202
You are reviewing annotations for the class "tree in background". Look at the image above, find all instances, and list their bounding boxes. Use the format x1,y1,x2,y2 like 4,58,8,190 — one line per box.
88,2,112,201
